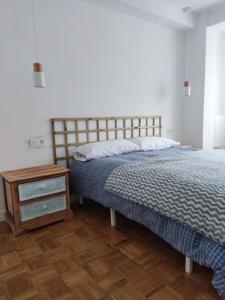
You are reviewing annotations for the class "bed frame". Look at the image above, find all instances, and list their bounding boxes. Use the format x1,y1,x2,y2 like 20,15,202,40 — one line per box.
51,115,193,274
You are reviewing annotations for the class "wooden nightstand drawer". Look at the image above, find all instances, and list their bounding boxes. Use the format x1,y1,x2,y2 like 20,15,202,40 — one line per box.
18,176,66,201
20,194,67,222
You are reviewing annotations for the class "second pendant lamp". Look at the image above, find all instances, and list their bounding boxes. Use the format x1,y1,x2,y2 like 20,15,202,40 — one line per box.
31,0,46,88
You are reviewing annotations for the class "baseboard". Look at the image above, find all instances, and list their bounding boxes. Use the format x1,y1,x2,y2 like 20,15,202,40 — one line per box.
0,211,5,222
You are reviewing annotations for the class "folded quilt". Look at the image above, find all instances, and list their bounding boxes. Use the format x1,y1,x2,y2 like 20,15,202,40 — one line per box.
105,150,225,245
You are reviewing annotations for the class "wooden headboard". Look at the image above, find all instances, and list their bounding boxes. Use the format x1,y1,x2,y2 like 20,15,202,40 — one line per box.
51,115,162,167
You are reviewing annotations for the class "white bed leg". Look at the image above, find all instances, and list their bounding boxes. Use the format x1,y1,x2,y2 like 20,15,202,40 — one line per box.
110,208,116,227
78,195,84,205
185,256,193,274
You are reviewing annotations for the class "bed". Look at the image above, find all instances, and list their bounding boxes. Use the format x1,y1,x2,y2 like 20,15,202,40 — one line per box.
51,115,225,298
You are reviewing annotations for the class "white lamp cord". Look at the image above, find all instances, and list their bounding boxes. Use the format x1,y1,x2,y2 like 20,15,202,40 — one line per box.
31,0,38,62
187,15,190,82
184,7,191,82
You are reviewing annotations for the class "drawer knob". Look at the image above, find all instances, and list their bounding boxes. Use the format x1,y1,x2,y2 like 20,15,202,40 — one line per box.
42,204,48,210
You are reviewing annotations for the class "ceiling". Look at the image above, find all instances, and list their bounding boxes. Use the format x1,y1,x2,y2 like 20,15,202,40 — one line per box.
163,0,225,13
86,0,225,30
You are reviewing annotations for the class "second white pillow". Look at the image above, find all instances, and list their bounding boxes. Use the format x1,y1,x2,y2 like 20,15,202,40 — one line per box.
131,137,180,151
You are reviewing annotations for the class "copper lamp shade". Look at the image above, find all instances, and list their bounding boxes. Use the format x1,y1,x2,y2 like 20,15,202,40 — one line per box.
33,63,45,88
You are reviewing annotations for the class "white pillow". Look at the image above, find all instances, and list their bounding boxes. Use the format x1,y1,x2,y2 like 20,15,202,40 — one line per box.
131,137,180,151
73,139,139,161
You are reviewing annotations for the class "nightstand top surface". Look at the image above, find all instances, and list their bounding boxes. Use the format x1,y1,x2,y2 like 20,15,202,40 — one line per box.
1,165,69,183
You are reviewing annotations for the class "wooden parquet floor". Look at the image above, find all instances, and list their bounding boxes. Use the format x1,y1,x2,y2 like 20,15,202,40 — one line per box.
0,200,221,300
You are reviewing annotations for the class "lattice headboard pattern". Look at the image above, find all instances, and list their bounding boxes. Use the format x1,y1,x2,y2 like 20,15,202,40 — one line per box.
51,115,162,167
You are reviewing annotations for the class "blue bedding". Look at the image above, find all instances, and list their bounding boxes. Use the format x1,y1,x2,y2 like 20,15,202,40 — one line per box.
69,147,225,298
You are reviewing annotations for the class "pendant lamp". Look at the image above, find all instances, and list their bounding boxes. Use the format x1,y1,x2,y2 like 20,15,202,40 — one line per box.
184,80,191,97
31,0,45,88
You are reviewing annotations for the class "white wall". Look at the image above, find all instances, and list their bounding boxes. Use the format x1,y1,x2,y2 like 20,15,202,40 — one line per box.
202,24,225,149
216,31,225,116
214,31,225,148
182,14,207,148
0,0,186,220
203,26,219,149
182,6,225,149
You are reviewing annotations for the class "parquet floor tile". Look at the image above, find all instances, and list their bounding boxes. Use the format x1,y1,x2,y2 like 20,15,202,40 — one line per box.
110,283,146,300
29,266,58,286
169,275,204,299
0,199,222,299
85,258,111,281
15,236,35,251
18,246,42,261
0,252,22,273
153,256,184,284
0,264,29,282
102,249,127,269
4,274,37,300
0,283,8,300
36,276,71,300
148,286,183,300
98,270,127,292
26,254,49,271
0,241,16,256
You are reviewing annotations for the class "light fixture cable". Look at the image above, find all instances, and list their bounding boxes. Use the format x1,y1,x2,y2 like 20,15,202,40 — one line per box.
31,0,38,62
183,7,192,96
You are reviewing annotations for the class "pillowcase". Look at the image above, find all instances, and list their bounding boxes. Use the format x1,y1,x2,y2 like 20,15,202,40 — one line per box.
73,139,139,161
131,137,180,151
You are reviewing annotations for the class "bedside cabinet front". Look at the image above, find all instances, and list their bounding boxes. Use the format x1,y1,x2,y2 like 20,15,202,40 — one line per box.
20,194,67,222
1,166,73,236
18,176,66,201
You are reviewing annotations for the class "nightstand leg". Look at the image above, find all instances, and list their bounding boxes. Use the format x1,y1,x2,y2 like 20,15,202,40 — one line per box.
110,208,116,227
14,228,27,237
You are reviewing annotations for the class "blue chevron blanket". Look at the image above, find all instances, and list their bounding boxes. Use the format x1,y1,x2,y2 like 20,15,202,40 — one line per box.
105,150,225,245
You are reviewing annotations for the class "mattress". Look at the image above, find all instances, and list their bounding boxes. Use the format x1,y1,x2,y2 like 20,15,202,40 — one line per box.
69,147,225,297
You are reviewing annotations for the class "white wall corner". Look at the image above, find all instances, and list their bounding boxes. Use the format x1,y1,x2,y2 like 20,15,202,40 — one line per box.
208,5,225,27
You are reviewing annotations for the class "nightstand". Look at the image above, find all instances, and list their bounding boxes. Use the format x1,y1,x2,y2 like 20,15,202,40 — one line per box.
1,165,73,236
